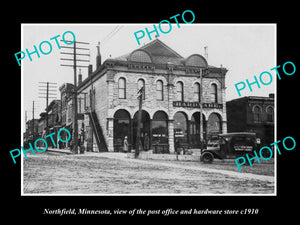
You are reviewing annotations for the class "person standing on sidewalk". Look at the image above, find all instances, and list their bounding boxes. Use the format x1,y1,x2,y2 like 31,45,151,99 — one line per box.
123,136,129,153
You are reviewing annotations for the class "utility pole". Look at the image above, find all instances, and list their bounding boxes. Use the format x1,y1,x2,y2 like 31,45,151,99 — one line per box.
32,100,35,140
25,100,39,141
60,40,90,154
30,100,40,140
135,86,144,158
199,69,203,150
38,82,58,134
201,46,208,150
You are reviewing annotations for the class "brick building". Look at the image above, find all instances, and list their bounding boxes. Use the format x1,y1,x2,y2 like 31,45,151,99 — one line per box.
226,94,274,146
37,112,47,138
45,99,61,147
24,119,39,142
77,39,228,153
59,83,74,129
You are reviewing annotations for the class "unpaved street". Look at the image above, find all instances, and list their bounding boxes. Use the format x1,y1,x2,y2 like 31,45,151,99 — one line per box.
23,152,274,195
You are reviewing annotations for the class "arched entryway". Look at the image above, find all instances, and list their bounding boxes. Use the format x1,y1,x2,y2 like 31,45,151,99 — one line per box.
113,109,131,152
173,111,188,146
133,110,151,150
190,112,207,148
152,111,169,153
207,112,222,137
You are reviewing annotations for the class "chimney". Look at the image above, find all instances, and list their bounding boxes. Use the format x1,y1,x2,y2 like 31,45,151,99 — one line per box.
96,41,101,69
78,69,82,85
204,46,208,60
88,64,93,76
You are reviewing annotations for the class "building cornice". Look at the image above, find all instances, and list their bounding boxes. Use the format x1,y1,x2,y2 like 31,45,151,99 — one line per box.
77,58,227,91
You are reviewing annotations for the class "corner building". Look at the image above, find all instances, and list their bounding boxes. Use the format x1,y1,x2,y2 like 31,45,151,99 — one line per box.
77,39,228,153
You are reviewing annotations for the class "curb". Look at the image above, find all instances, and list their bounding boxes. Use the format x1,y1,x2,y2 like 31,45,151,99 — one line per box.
46,148,73,155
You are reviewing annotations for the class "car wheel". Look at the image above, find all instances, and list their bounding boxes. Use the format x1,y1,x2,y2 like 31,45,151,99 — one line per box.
202,152,214,164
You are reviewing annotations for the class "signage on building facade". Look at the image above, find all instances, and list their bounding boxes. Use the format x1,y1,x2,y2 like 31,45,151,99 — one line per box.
173,101,223,109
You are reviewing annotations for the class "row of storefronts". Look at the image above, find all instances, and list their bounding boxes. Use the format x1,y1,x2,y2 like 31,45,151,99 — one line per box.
112,109,224,153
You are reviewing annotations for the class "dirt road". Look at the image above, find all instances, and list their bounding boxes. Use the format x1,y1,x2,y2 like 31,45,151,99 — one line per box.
23,152,274,195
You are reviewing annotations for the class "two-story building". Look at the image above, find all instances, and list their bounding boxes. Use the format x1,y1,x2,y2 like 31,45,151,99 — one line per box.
226,93,275,146
77,39,228,153
59,83,74,127
24,119,39,142
45,99,61,148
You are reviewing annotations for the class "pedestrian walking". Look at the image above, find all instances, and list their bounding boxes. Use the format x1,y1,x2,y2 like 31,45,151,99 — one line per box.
123,136,129,152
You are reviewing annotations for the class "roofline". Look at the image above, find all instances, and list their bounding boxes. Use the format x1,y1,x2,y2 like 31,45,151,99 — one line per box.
226,95,274,103
140,39,184,58
77,57,229,91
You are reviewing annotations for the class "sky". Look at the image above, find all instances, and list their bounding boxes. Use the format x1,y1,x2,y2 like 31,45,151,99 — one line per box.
22,24,276,126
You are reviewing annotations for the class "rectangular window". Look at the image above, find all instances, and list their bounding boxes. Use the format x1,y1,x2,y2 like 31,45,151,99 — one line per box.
138,79,145,100
118,78,126,99
156,80,163,100
211,84,218,103
254,113,261,123
176,82,184,102
194,83,200,102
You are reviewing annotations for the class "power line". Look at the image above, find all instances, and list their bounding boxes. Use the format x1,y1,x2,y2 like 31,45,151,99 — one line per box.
109,26,123,41
101,26,124,45
38,82,58,130
101,26,119,43
60,40,90,154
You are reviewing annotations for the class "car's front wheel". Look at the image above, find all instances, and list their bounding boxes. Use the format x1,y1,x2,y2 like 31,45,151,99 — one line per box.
201,152,214,164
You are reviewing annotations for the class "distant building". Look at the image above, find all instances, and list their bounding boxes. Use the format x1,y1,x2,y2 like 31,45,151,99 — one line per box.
24,119,39,142
226,94,274,146
59,83,74,129
45,99,61,147
37,112,47,138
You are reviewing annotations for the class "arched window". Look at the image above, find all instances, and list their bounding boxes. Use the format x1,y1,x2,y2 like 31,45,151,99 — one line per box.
266,106,274,122
211,84,218,103
118,78,126,99
174,112,188,144
113,109,131,151
207,113,222,134
194,83,200,102
176,82,184,102
152,111,168,145
156,80,163,101
253,106,262,123
137,79,145,100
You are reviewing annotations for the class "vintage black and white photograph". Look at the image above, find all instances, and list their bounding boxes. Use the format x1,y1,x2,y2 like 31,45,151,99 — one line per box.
21,24,276,195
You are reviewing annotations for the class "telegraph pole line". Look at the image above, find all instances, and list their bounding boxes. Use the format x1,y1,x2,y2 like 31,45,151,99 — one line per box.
30,100,40,140
199,69,203,151
60,40,90,154
25,100,39,144
32,100,34,140
135,86,144,158
38,82,58,134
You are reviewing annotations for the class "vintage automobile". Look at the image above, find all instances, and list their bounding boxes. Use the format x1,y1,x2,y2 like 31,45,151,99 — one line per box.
200,132,257,163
